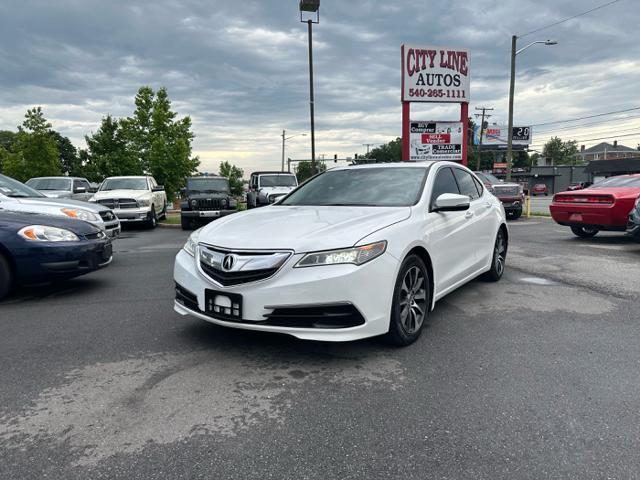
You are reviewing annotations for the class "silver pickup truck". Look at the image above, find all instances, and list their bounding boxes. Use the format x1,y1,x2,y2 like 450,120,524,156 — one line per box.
26,176,95,202
0,174,121,238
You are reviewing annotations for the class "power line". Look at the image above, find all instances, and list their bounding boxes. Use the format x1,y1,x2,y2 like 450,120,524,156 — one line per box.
530,131,640,146
518,0,623,38
534,114,640,134
531,106,640,127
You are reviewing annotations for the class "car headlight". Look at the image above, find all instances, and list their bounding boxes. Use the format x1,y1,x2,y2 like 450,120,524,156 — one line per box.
88,196,97,202
61,208,99,222
183,229,201,257
191,199,198,208
18,225,79,242
295,241,387,268
137,199,151,207
221,198,228,208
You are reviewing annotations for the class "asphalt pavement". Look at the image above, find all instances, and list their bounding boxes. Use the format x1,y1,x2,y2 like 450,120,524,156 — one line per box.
1,221,640,479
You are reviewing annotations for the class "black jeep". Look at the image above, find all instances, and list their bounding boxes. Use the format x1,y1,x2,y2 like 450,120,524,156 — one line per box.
180,176,237,230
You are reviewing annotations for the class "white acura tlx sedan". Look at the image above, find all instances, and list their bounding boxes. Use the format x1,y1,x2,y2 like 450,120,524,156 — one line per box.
174,162,507,346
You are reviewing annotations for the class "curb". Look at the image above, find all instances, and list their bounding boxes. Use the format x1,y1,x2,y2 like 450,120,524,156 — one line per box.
158,222,182,229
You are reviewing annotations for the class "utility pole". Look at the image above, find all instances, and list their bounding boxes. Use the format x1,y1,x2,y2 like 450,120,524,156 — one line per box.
474,107,493,171
281,130,286,172
506,35,517,181
362,143,375,155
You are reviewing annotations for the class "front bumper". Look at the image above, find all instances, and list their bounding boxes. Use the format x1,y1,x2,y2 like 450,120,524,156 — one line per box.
172,248,397,341
113,207,152,222
15,239,113,284
181,210,236,219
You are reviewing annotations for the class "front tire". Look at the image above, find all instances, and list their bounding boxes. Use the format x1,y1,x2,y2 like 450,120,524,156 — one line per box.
482,228,507,282
571,225,598,238
386,255,430,346
0,253,13,301
246,192,256,209
181,216,192,230
147,207,157,229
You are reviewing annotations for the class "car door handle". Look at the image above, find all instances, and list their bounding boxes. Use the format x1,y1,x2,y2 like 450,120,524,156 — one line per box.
465,211,474,219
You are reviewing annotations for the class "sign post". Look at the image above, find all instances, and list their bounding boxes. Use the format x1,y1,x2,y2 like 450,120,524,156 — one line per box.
401,44,470,165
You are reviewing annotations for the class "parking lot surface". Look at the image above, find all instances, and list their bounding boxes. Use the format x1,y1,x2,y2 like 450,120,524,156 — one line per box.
1,221,639,479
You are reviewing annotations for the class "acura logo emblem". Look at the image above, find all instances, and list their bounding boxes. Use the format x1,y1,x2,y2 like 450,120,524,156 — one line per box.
222,254,235,271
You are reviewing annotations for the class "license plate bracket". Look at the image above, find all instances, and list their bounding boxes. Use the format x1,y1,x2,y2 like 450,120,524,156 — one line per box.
205,289,243,321
199,211,220,218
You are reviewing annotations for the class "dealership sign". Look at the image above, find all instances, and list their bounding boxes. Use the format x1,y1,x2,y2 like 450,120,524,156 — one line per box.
473,125,532,147
401,45,470,103
410,121,463,161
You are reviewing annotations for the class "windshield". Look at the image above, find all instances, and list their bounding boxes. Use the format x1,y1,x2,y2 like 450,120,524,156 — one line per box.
279,167,427,207
187,177,230,193
26,178,72,191
0,174,45,198
591,176,640,188
100,178,149,191
260,175,297,187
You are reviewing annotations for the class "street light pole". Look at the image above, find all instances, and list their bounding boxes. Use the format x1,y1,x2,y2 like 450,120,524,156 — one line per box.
506,37,557,181
300,0,319,175
506,35,517,182
307,19,316,175
281,129,286,172
281,131,307,171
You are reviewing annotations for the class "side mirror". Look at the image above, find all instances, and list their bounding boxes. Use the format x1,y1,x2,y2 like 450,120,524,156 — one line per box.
74,186,87,193
180,187,186,196
433,193,471,212
152,186,164,192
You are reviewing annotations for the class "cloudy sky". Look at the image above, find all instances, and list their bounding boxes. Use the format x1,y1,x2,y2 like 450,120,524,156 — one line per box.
1,0,638,174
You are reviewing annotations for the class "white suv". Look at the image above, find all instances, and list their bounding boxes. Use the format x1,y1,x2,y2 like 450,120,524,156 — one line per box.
90,176,167,228
246,172,298,208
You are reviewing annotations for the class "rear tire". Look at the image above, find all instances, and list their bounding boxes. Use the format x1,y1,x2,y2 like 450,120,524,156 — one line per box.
511,209,522,220
482,228,507,282
0,254,12,301
386,255,430,347
571,226,598,238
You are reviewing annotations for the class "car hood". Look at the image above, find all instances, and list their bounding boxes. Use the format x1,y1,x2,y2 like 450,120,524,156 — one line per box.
41,190,71,198
0,210,99,236
92,190,149,200
4,196,110,213
259,186,295,195
198,205,411,252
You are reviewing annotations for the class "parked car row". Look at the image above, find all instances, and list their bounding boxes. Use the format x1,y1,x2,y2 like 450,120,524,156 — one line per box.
0,173,170,300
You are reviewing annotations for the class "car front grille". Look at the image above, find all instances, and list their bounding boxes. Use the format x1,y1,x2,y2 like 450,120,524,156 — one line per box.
99,210,117,221
198,245,291,287
197,198,222,211
97,198,138,209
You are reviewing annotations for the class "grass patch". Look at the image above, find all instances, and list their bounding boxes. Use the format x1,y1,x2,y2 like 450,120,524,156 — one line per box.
160,213,181,225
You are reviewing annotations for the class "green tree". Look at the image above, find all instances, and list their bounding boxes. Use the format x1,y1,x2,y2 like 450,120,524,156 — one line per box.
0,130,16,151
50,131,82,176
84,115,141,182
218,161,244,196
367,137,402,163
121,86,199,200
295,160,327,182
3,107,60,181
542,136,580,166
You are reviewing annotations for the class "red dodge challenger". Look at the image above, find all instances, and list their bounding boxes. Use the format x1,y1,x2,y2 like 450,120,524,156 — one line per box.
550,174,640,238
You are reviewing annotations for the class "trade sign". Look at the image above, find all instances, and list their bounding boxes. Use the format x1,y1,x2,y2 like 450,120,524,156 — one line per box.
410,121,463,161
401,45,470,103
473,125,532,147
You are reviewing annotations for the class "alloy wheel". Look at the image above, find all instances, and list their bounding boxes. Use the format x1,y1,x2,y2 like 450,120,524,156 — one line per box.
494,230,506,276
399,266,427,334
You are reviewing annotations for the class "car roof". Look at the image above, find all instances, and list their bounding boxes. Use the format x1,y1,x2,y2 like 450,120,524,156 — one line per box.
28,176,81,180
103,176,150,179
188,175,225,179
253,171,295,175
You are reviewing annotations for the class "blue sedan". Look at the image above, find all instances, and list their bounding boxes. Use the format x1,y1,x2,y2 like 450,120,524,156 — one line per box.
0,210,113,299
